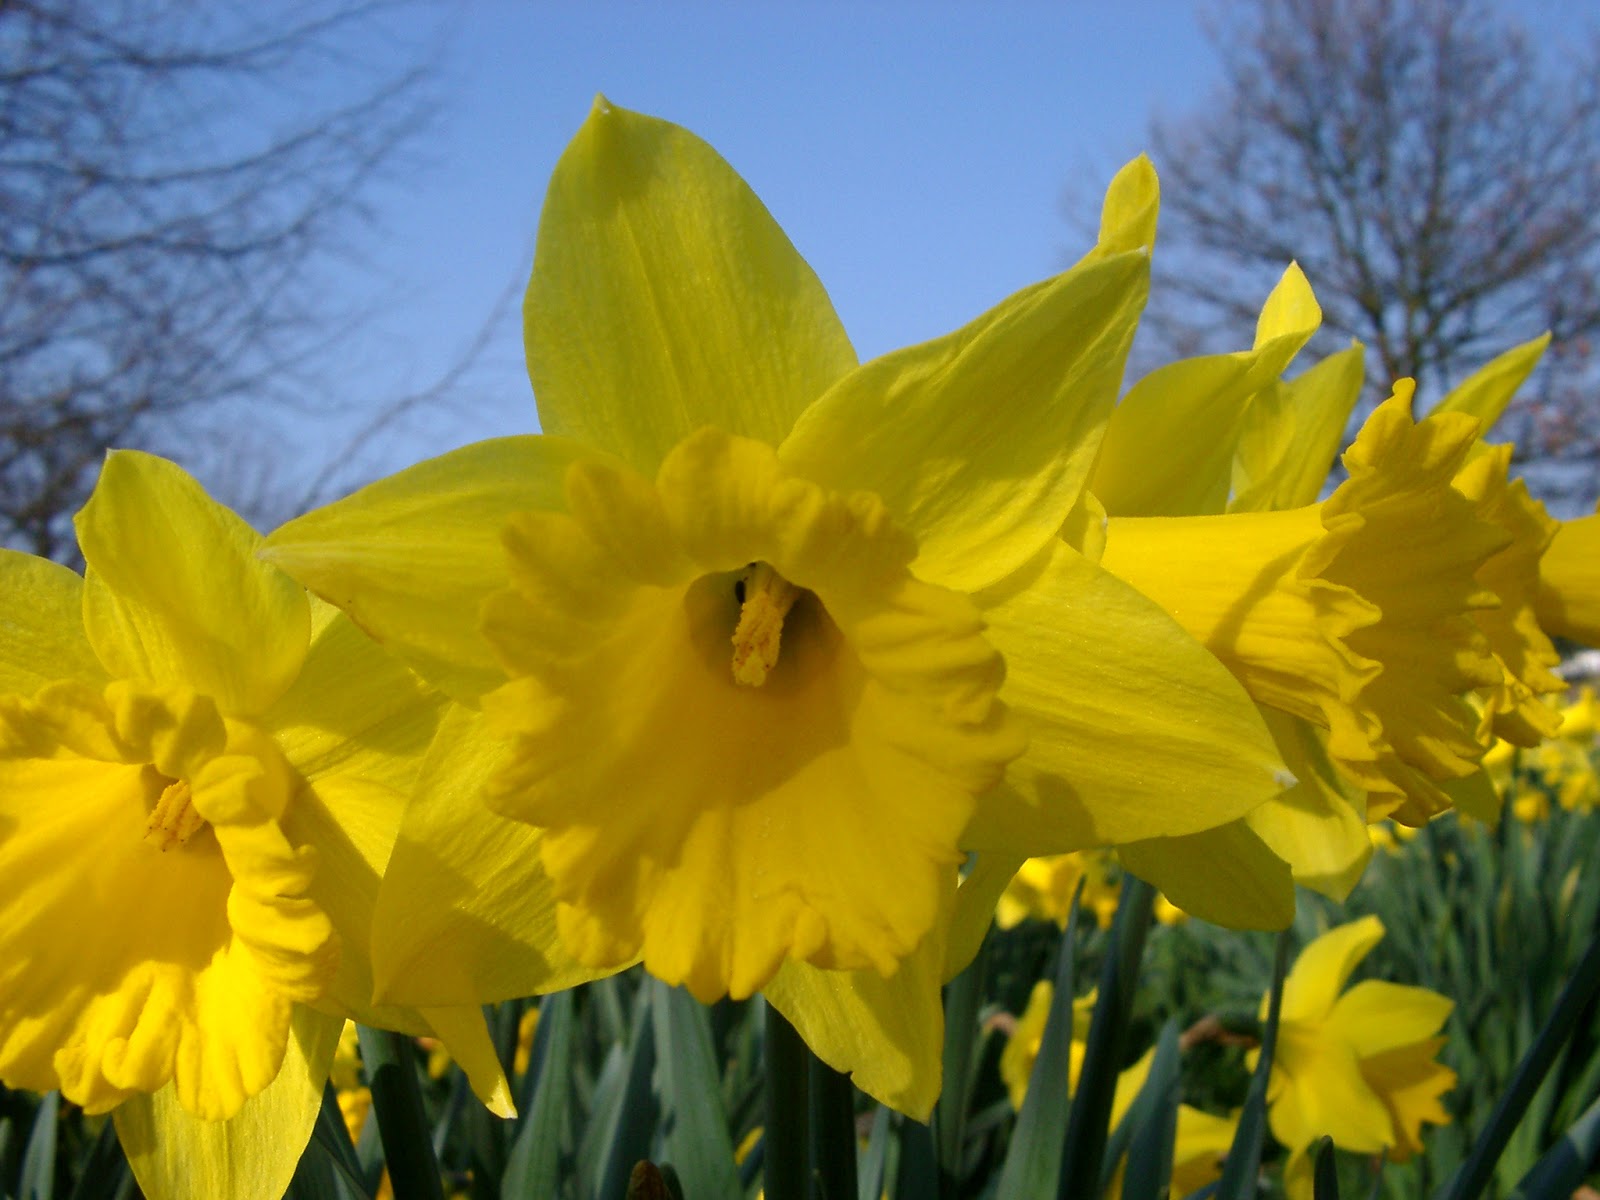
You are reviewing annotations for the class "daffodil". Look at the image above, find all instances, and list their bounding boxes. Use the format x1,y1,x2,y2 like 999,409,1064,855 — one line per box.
1001,981,1235,1198
1538,507,1600,647
0,452,510,1200
994,852,1123,931
1262,916,1454,1171
263,98,1291,1115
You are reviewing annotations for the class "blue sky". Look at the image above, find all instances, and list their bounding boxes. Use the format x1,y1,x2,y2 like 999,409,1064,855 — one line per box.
277,0,1595,503
306,2,1224,484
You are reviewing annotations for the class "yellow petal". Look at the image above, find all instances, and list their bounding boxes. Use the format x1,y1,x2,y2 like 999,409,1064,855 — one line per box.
1269,1025,1395,1154
780,250,1148,594
76,451,309,718
1080,155,1159,261
420,1004,516,1119
1244,710,1373,900
1280,916,1385,1027
943,852,1026,983
265,596,443,791
965,540,1288,851
263,436,590,703
762,919,946,1120
1538,510,1600,647
1357,1037,1456,1160
1451,447,1563,745
1231,342,1365,513
1093,263,1321,518
1118,820,1295,930
1327,981,1453,1058
1434,334,1549,433
370,704,618,1008
0,680,332,1119
115,1006,342,1200
481,430,1019,1001
527,97,856,474
0,550,106,696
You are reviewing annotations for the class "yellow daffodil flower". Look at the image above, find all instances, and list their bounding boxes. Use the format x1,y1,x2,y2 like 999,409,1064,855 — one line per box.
994,852,1123,931
1538,507,1600,647
1002,981,1235,1197
264,99,1292,1115
1262,916,1454,1169
0,452,510,1200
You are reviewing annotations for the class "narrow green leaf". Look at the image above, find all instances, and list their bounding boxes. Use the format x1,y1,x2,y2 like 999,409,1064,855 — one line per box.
935,932,989,1189
1215,930,1291,1200
859,1106,892,1200
764,999,811,1200
357,1026,446,1200
1117,1020,1183,1200
307,1082,373,1196
810,1056,859,1200
1057,875,1157,1200
994,880,1086,1200
652,980,741,1200
1312,1136,1340,1200
1436,929,1600,1200
1507,1091,1600,1200
587,984,661,1200
503,991,575,1198
20,1090,58,1200
64,1114,129,1200
891,1115,938,1200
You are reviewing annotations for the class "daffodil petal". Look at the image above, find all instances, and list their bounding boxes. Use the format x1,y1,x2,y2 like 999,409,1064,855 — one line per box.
370,704,618,1007
763,925,945,1121
1269,1027,1394,1154
1280,915,1384,1027
527,97,856,473
76,451,309,717
780,250,1147,594
1434,334,1549,433
944,852,1025,983
115,1006,342,1200
265,597,442,790
1538,510,1600,646
964,541,1288,850
1327,981,1453,1057
1081,156,1159,260
421,1004,516,1118
0,550,105,695
1244,709,1373,900
1231,343,1365,513
263,436,591,702
1094,264,1321,518
1117,820,1295,930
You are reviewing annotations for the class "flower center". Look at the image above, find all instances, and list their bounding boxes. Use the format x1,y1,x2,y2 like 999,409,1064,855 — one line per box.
144,773,209,851
730,561,801,686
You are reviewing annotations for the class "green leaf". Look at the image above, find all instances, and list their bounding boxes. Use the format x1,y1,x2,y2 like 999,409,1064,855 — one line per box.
20,1090,58,1200
1057,875,1157,1200
652,981,741,1200
764,1000,810,1200
1312,1136,1340,1200
64,1114,130,1200
935,927,990,1188
1116,1020,1182,1200
357,1027,446,1200
1437,929,1600,1200
583,983,661,1200
994,881,1086,1200
858,1106,892,1200
1215,930,1291,1200
810,1056,859,1200
1508,1091,1600,1200
503,991,575,1199
891,1116,938,1200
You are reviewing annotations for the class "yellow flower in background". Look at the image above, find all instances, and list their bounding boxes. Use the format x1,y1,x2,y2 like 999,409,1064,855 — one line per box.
0,452,510,1200
994,853,1122,930
265,100,1294,1115
1001,981,1235,1197
1263,917,1454,1167
1485,687,1600,819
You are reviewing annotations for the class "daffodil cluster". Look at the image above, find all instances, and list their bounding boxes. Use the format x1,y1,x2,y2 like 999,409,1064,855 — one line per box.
0,97,1594,1199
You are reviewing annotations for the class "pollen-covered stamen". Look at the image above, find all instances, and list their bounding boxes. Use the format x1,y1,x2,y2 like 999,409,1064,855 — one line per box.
730,561,801,686
144,777,208,851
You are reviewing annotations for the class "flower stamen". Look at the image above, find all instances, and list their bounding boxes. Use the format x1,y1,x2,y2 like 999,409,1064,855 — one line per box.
730,561,801,686
144,777,208,851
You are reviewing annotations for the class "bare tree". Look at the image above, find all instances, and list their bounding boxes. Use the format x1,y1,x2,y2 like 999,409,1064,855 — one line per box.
1129,0,1600,469
0,0,433,559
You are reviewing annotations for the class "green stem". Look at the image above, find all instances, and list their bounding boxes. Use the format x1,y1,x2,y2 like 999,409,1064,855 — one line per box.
766,1002,812,1200
809,1056,859,1200
357,1026,446,1200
